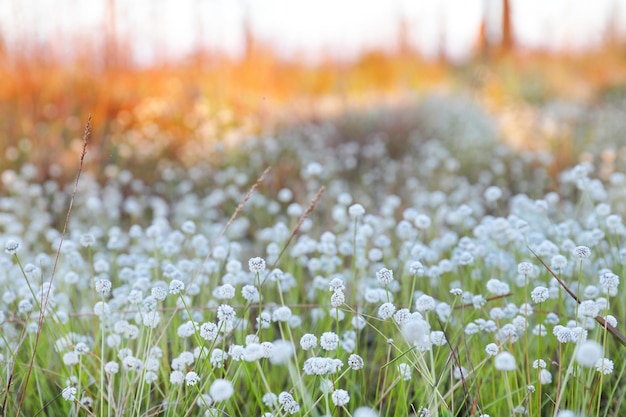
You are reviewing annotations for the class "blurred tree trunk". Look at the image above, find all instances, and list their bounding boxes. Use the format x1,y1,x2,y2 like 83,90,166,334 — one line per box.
501,0,513,52
104,0,117,69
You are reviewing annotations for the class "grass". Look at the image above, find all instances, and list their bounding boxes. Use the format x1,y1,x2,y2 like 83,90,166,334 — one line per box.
1,95,626,416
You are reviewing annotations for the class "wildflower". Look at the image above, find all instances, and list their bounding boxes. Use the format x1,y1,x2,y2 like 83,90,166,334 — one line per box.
414,214,431,229
352,315,367,330
320,332,339,351
378,302,396,320
61,386,77,401
450,288,463,296
331,389,350,407
170,371,185,385
80,234,95,247
104,361,119,374
272,306,292,322
278,391,300,414
248,257,266,273
573,246,591,259
398,362,412,380
269,340,294,365
177,321,196,338
209,349,228,368
539,369,552,384
210,378,234,401
599,272,619,294
95,279,112,294
430,331,446,346
577,300,600,319
185,372,200,386
300,334,317,350
518,262,534,275
348,354,364,370
393,308,412,324
4,239,20,255
17,299,33,314
554,325,573,343
574,340,603,367
328,277,345,292
348,204,365,218
376,268,394,285
181,220,196,234
262,392,278,407
604,315,617,327
217,304,236,322
550,255,568,271
330,291,345,307
484,185,502,202
494,352,516,371
214,284,235,300
303,357,343,375
531,286,549,303
63,351,80,366
169,279,185,295
485,343,498,356
354,407,379,417
415,294,436,313
595,358,614,375
465,323,479,335
241,285,259,303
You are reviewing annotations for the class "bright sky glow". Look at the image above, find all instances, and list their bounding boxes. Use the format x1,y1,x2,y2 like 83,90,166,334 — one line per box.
0,0,624,64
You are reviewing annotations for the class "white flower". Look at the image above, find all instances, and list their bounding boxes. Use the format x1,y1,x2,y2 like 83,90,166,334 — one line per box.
330,290,345,307
151,286,167,301
398,362,412,381
353,406,379,417
241,285,259,303
531,286,549,303
595,358,614,375
170,371,184,385
4,239,20,255
415,294,436,313
278,391,300,414
348,204,365,218
401,318,430,347
210,379,234,401
248,257,266,273
574,340,603,367
300,334,317,350
80,233,95,247
104,361,119,374
348,354,364,370
331,389,350,407
376,268,394,285
169,279,185,294
61,386,77,401
539,369,552,385
217,304,236,322
272,306,292,322
573,246,591,259
63,351,79,366
185,371,200,386
577,300,600,319
303,357,343,375
95,279,112,294
329,277,345,291
494,352,516,371
320,332,339,351
377,302,396,320
485,343,498,356
517,262,534,275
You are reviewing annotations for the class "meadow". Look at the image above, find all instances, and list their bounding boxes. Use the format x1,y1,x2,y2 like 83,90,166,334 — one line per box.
2,44,626,416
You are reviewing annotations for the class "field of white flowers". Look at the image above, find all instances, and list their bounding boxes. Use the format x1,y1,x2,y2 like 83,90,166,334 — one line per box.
1,95,625,416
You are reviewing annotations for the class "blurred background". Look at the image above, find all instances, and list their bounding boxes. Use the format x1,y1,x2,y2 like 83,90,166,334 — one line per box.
1,0,626,177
